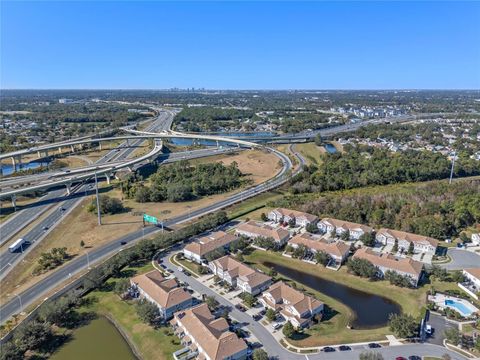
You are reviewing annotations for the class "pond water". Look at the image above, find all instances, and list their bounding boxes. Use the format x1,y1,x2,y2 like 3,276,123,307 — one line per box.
263,261,401,329
50,317,136,360
324,143,337,154
1,160,51,176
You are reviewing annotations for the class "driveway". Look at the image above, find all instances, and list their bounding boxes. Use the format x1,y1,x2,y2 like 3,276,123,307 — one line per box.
160,252,466,360
426,313,458,346
442,249,480,270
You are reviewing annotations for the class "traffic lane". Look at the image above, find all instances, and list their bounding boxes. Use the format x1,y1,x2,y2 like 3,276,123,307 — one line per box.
442,249,480,270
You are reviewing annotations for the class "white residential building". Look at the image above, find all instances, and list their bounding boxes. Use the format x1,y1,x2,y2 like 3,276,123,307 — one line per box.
183,231,238,263
268,208,318,227
376,228,439,254
235,221,290,247
317,218,373,240
288,232,350,265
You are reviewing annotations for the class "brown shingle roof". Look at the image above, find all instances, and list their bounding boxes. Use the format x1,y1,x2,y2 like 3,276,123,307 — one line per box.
352,247,424,276
236,221,290,242
131,270,192,309
464,268,480,280
377,228,439,248
212,256,271,288
321,218,373,233
184,231,237,256
289,232,350,258
173,304,247,360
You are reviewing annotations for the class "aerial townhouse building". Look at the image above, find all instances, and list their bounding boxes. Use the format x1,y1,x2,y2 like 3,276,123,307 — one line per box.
317,218,373,240
171,303,248,360
209,255,272,295
267,208,319,227
376,228,439,254
260,281,324,329
288,232,351,266
235,221,290,247
130,270,193,320
183,231,238,264
352,247,424,287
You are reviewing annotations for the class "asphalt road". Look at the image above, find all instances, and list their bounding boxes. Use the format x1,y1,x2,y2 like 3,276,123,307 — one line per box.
442,248,480,270
161,252,465,360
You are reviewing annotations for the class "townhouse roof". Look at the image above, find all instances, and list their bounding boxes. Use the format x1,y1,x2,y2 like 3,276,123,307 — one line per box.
464,268,480,280
212,255,271,288
236,221,290,242
289,232,350,258
352,247,424,277
263,281,323,316
173,303,247,360
131,270,192,309
377,228,439,248
320,218,373,233
184,231,237,256
271,208,318,222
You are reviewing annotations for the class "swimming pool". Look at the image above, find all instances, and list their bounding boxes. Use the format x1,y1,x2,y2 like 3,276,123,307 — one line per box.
445,299,476,317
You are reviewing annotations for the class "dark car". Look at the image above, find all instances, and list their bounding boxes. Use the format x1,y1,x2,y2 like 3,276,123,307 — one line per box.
253,314,262,321
42,226,49,231
395,357,407,360
184,271,191,277
235,304,246,312
322,347,335,352
368,343,381,348
408,356,421,360
338,345,351,351
120,241,127,245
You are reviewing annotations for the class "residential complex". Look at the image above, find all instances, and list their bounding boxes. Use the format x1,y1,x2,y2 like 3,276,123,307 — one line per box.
376,228,439,254
463,268,480,289
183,231,238,263
260,281,324,328
317,218,373,240
171,303,248,360
288,232,350,265
352,247,424,287
235,221,290,247
209,255,272,295
130,270,193,320
267,208,318,227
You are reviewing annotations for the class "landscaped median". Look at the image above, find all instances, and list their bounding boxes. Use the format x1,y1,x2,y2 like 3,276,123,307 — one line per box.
244,249,460,348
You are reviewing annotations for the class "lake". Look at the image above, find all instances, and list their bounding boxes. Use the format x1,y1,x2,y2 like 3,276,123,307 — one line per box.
263,261,400,329
50,317,136,360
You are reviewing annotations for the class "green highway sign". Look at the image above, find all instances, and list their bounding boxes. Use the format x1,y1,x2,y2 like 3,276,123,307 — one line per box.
143,214,158,225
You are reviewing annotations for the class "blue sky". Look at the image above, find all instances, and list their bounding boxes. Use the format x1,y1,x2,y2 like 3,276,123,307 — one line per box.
1,1,479,89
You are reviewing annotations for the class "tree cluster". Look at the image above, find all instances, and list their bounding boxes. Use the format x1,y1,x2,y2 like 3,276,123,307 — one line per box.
87,195,125,215
346,258,377,279
34,247,70,275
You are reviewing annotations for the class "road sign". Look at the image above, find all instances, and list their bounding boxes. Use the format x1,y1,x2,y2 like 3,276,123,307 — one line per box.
143,214,158,225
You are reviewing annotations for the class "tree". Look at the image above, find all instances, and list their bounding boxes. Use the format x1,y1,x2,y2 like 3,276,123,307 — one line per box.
136,299,159,325
261,212,268,222
14,320,53,352
80,240,85,248
407,241,415,255
444,327,461,345
288,217,296,227
388,314,418,338
282,321,295,338
430,265,449,281
205,296,218,310
359,232,376,247
241,292,256,308
236,253,244,262
341,230,350,241
252,348,269,360
265,308,276,322
359,351,384,360
315,251,330,266
451,271,465,283
38,293,80,326
392,239,399,253
0,341,24,360
347,258,377,279
114,278,131,297
306,222,318,233
88,195,124,215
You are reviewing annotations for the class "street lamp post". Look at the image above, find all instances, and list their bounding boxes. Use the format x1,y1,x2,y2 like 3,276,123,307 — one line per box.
85,251,91,269
15,294,23,312
94,172,101,225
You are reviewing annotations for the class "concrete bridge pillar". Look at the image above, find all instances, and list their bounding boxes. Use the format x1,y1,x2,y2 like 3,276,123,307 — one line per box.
216,140,219,149
66,182,72,195
45,150,49,157
58,146,63,154
11,195,17,210
71,145,75,153
99,143,102,151
126,139,129,146
10,156,16,171
37,151,41,158
105,173,111,185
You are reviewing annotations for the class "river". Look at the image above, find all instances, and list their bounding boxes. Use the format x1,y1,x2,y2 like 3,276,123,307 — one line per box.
263,261,401,329
1,160,51,176
50,317,136,360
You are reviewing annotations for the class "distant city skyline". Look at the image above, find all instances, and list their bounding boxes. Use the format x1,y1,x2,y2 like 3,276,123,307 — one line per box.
1,1,479,90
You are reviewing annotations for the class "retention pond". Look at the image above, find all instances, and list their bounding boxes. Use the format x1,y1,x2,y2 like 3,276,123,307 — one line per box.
263,261,401,328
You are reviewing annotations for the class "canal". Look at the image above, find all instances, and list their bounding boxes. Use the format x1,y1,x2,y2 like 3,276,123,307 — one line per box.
50,317,136,360
263,261,401,329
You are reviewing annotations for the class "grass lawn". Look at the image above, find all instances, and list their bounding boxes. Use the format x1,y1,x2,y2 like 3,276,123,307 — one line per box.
80,263,182,360
293,143,325,165
244,250,459,347
173,254,200,276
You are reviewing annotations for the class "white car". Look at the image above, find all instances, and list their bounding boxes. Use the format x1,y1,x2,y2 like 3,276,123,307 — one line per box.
178,267,184,272
272,323,283,330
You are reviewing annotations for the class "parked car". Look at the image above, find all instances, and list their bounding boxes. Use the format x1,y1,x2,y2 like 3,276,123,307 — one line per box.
272,323,283,330
395,357,407,360
253,314,262,321
368,343,381,348
322,347,335,352
425,324,433,335
338,345,351,351
235,304,247,312
408,356,421,360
